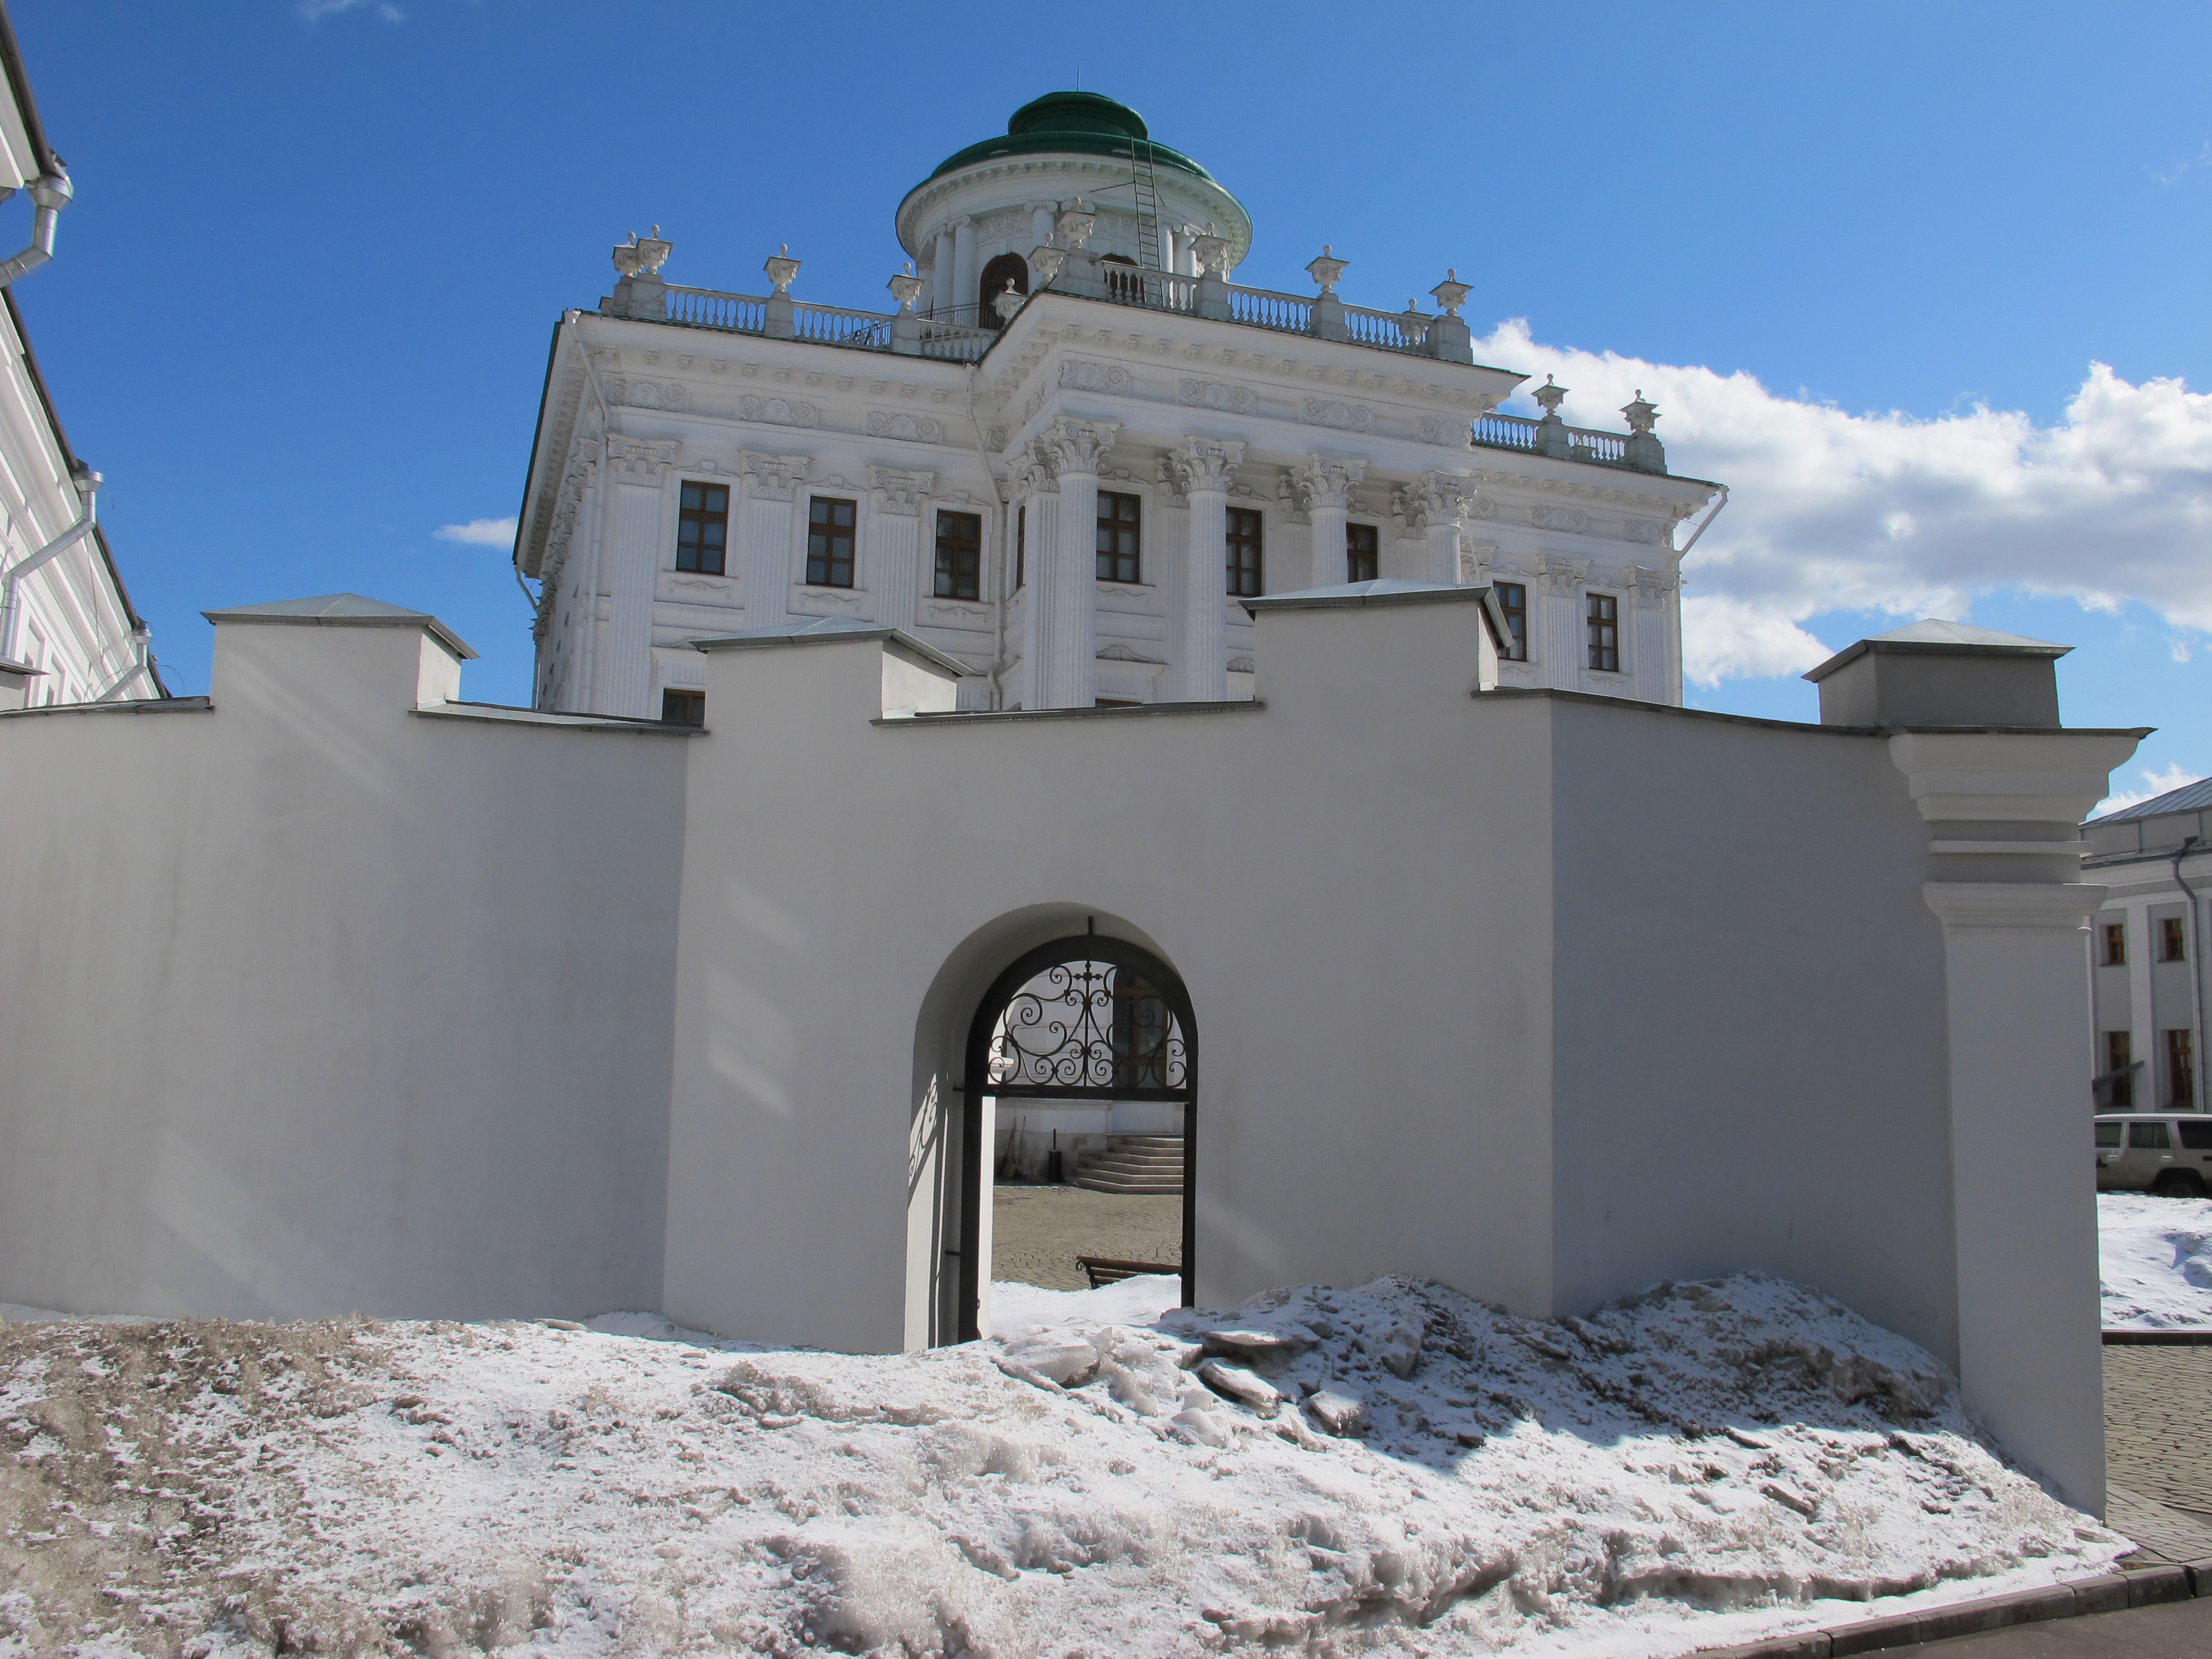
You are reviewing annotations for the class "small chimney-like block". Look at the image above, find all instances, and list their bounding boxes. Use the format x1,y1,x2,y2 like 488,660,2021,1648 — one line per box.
1804,619,2069,728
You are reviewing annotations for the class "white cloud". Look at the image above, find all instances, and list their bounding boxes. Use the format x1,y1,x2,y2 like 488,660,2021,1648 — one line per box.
434,517,517,548
2094,762,2205,820
1469,321,2212,689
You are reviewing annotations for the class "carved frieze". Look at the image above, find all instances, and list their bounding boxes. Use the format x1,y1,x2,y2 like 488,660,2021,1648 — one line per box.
1623,517,1664,544
1059,359,1132,395
1301,397,1373,433
865,411,946,444
738,395,819,429
1227,655,1256,674
1178,378,1257,414
1415,414,1469,446
1532,504,1590,532
608,378,689,412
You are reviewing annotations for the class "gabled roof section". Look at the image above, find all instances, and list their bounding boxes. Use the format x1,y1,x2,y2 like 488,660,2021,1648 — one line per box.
2093,775,2212,825
202,593,478,660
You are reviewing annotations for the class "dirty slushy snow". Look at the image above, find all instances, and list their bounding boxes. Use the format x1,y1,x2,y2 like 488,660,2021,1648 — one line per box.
1,1273,2125,1657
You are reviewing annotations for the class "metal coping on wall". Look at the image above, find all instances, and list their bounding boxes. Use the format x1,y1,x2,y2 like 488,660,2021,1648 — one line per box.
876,699,1268,729
1242,581,1511,653
691,624,971,680
1802,635,2074,683
0,694,211,720
1475,686,2154,742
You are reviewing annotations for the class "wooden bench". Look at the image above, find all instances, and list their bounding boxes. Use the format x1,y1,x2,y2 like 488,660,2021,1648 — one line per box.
1077,1255,1179,1289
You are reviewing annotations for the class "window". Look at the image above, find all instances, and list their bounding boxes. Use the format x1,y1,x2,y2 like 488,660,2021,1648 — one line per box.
806,496,857,588
1097,491,1142,583
2182,1122,2212,1151
1495,580,1529,661
2130,1121,2171,1150
1586,592,1620,672
1346,522,1379,584
1226,508,1264,598
2163,917,2188,962
2105,1031,2134,1108
675,481,728,574
2094,1121,2123,1149
977,252,1027,327
934,510,982,600
2170,1029,2196,1109
1014,504,1025,590
660,688,704,727
2103,922,2127,966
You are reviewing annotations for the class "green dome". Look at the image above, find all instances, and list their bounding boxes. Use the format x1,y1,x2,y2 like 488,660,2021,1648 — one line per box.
919,90,1222,187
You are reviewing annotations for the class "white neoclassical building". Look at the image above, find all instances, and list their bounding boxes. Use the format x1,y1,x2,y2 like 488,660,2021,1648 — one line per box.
513,91,1721,722
0,0,159,712
2083,777,2211,1122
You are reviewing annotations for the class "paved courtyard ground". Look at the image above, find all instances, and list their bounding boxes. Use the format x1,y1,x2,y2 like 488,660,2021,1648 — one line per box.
991,1182,1181,1290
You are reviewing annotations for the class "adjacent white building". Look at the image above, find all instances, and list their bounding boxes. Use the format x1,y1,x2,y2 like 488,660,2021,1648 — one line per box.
2083,777,2211,1118
0,0,160,712
513,91,1719,722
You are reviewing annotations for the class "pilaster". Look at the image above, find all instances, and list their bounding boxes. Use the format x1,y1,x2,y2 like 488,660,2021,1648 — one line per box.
1172,437,1243,702
602,437,679,719
1892,727,2143,1514
1629,567,1671,703
1536,554,1587,688
867,467,934,634
739,451,809,633
1032,420,1116,708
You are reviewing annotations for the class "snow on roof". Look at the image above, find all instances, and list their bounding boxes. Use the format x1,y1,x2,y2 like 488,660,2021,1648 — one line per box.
201,592,478,659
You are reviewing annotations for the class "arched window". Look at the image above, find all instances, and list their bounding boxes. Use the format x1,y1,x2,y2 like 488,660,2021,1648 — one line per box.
977,253,1028,329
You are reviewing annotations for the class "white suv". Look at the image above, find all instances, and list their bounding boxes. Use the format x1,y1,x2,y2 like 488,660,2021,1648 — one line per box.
2096,1113,2212,1198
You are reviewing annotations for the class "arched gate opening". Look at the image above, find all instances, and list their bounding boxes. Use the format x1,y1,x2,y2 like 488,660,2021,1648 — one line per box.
956,934,1196,1341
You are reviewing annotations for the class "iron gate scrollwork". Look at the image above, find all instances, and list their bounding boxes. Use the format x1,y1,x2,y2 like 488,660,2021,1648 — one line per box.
987,959,1188,1097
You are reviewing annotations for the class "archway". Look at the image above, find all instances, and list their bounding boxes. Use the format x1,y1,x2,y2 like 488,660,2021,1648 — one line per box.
956,934,1196,1341
977,252,1028,329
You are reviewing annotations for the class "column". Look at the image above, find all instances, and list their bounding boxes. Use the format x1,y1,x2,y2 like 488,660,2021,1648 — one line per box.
1290,456,1364,589
1537,554,1588,689
1414,473,1472,587
929,227,954,315
1172,438,1243,702
1034,419,1117,709
739,450,809,632
2128,899,2155,1093
600,437,679,720
1891,728,2144,1515
867,466,934,632
1152,455,1190,702
951,216,977,324
1014,469,1059,712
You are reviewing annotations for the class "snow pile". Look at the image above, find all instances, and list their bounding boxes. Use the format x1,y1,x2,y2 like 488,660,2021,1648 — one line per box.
2100,1191,2212,1330
0,1273,2124,1657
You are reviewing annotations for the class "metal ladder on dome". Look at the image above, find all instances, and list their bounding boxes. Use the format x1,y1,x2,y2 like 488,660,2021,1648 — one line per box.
1130,138,1166,306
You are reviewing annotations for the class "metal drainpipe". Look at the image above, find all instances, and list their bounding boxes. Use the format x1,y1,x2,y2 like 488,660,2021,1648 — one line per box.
1666,485,1728,702
0,172,73,287
2174,835,2207,1111
91,624,152,702
0,461,98,665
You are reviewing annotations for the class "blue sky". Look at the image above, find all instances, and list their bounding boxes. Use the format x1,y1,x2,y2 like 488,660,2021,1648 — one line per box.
12,1,2210,805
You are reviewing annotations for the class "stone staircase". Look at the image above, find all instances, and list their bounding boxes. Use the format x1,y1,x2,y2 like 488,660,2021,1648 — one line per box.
1071,1135,1185,1196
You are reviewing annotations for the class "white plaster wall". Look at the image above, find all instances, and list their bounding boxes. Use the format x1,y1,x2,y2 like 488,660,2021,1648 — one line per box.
1541,698,1960,1362
0,621,688,1320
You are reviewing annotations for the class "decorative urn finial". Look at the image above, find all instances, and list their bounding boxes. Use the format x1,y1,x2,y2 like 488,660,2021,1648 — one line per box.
1191,229,1232,278
611,233,643,278
1533,374,1569,417
764,244,800,293
993,280,1025,323
1305,244,1348,294
887,261,923,313
1429,268,1470,316
1398,299,1430,346
1029,243,1067,286
633,224,671,276
1621,389,1658,434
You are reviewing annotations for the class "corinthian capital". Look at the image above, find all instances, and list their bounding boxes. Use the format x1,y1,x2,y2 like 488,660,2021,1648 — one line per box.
606,436,682,483
866,466,934,516
1400,471,1474,531
1290,455,1366,512
1039,417,1119,476
1171,436,1245,494
739,450,809,501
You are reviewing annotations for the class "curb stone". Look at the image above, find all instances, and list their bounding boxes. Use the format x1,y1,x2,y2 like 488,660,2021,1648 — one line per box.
1687,1566,2207,1658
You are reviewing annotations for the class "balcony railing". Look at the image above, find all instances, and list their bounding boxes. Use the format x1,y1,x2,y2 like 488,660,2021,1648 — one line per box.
1471,412,1649,472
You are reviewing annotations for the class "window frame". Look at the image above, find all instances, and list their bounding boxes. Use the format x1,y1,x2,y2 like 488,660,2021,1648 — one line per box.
660,688,705,727
2106,1030,2134,1109
1495,580,1529,662
675,480,729,575
933,509,982,601
2103,922,2128,967
2162,916,2188,962
1225,506,1264,599
1586,591,1621,674
2170,1028,2196,1109
1346,521,1379,585
805,494,859,589
1096,490,1143,585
